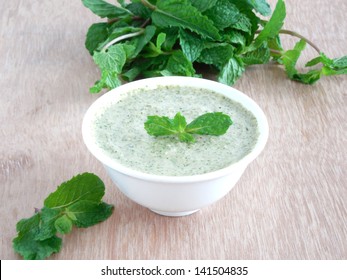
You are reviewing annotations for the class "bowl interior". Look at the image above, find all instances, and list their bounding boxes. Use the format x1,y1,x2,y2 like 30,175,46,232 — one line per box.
82,76,269,183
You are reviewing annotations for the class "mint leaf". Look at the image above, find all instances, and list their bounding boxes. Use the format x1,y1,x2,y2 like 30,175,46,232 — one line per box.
145,112,233,143
247,0,272,16
164,50,196,76
90,71,122,93
156,32,166,50
126,2,152,18
190,0,218,12
178,132,196,143
332,55,347,69
179,29,205,62
242,42,270,65
121,63,149,82
305,53,333,67
218,56,245,85
144,114,180,137
93,44,127,73
90,44,135,93
117,0,126,8
151,0,220,40
13,173,113,260
54,215,73,235
85,23,110,55
130,25,157,57
197,43,235,69
280,39,306,78
172,112,187,132
141,55,171,78
161,28,179,51
204,0,240,30
35,207,61,241
82,0,132,18
223,30,247,48
230,13,252,34
290,53,347,84
67,201,114,228
143,32,167,57
306,53,347,71
322,66,347,76
186,112,233,136
13,214,62,260
293,70,322,85
252,0,286,49
44,173,105,209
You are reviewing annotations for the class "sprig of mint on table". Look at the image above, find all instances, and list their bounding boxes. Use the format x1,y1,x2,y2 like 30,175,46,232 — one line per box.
12,173,113,260
145,112,233,143
81,0,346,93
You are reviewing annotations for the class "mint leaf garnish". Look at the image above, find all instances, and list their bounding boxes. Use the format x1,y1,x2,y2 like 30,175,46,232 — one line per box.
13,173,113,260
144,113,184,137
185,112,233,136
145,112,233,143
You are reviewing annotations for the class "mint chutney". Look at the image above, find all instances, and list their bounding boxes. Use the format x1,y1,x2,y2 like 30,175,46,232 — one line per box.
93,85,259,176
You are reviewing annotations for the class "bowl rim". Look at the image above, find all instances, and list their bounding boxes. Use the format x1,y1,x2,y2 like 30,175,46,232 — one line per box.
82,76,269,183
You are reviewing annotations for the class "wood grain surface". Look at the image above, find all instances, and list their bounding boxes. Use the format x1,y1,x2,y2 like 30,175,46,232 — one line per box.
1,0,346,260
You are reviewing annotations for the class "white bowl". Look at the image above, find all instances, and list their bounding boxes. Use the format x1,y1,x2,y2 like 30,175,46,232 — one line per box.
82,77,269,217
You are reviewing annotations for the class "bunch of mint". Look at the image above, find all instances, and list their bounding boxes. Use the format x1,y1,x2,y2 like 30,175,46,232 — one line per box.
12,173,113,260
82,0,346,93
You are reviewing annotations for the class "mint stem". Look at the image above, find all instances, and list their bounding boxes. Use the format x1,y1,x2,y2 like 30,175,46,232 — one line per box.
108,16,142,24
269,49,282,55
140,18,151,28
101,30,144,52
140,0,156,10
278,29,321,54
255,28,321,54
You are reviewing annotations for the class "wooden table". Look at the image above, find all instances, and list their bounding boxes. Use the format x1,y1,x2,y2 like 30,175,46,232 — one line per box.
1,0,346,260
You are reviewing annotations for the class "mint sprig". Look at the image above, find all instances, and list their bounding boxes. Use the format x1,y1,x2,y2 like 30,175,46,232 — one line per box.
12,173,114,260
144,112,233,143
82,0,346,93
280,40,347,84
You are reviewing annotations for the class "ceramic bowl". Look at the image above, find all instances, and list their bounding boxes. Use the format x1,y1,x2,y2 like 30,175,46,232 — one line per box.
82,77,269,216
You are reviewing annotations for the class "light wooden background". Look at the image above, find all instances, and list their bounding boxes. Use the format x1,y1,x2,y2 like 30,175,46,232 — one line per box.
1,0,346,260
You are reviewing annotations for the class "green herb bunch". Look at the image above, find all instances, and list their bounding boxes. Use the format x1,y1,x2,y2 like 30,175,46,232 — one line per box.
12,173,113,260
82,0,346,93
